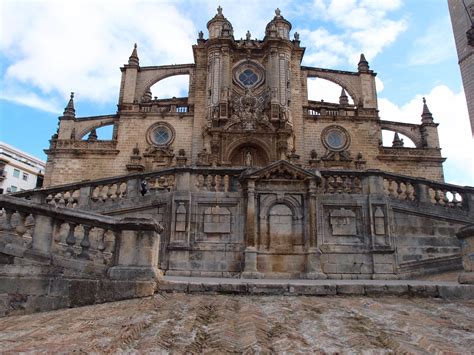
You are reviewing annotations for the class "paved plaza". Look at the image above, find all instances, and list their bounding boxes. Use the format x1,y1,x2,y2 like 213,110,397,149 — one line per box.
0,292,473,353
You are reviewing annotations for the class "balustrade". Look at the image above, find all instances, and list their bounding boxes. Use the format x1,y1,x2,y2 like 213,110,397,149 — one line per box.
383,178,416,201
46,189,80,208
90,181,128,202
0,195,163,281
321,174,362,194
427,186,465,209
195,173,238,192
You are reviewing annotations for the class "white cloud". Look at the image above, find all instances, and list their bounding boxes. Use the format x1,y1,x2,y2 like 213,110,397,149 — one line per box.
408,16,456,66
0,91,61,113
300,0,407,67
379,85,474,186
0,0,196,109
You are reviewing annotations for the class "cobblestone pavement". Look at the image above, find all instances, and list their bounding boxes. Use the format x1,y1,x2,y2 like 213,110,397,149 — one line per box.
0,294,473,353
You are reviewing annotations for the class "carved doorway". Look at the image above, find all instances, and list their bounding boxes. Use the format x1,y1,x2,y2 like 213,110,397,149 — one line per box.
229,145,269,167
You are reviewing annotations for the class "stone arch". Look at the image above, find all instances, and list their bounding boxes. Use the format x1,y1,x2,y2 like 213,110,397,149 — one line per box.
77,120,115,140
136,65,195,101
225,138,273,166
304,68,361,106
258,196,304,252
380,122,422,148
258,194,303,221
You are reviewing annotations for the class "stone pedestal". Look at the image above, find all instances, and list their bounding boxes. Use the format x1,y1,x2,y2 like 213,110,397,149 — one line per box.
457,224,474,284
241,247,263,279
303,248,327,279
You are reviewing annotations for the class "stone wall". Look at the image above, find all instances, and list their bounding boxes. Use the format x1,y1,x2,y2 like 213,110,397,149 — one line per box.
16,164,474,280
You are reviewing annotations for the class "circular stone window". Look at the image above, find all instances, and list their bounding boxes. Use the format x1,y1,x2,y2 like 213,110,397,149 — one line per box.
239,69,258,87
233,61,265,90
321,125,351,151
146,122,175,147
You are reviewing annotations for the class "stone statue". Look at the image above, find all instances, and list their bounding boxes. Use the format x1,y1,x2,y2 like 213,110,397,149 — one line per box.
217,6,222,15
246,30,251,40
294,32,299,40
198,31,203,39
275,8,281,16
245,151,253,166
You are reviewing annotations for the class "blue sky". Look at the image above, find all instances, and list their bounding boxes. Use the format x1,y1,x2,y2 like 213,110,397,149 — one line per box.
0,0,472,185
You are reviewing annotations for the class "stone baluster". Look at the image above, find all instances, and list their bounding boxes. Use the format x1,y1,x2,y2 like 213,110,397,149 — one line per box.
79,224,92,259
97,228,106,253
223,175,229,192
434,189,442,205
2,209,14,230
119,181,128,198
15,212,28,235
65,222,77,256
53,220,64,243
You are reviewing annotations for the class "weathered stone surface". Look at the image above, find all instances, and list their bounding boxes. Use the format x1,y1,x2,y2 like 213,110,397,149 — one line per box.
1,293,473,353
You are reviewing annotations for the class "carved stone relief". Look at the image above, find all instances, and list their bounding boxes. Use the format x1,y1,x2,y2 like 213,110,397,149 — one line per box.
203,206,231,234
330,208,357,236
175,202,187,232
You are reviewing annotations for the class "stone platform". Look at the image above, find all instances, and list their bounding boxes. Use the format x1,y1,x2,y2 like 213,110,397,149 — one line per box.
1,292,473,353
159,275,474,299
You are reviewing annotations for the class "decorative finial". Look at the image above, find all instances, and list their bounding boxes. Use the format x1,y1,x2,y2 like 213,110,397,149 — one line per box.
421,97,434,124
128,43,139,66
217,5,222,15
294,32,300,41
358,53,369,72
87,129,98,142
339,88,349,105
275,8,281,16
63,91,75,117
70,92,74,99
392,132,404,147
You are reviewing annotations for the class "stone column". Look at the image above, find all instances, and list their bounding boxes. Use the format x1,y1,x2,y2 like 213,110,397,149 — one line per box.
304,178,326,279
242,179,261,278
457,224,474,284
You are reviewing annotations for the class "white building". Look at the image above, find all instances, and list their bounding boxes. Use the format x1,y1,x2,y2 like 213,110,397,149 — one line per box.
0,142,46,194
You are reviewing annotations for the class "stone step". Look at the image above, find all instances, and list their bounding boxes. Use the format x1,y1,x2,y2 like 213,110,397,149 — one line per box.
158,276,474,299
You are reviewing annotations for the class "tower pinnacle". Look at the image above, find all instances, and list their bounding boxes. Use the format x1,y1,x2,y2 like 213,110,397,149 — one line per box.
63,92,75,117
128,43,139,66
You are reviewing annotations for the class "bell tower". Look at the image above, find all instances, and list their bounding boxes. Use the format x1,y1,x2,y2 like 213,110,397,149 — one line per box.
198,7,302,167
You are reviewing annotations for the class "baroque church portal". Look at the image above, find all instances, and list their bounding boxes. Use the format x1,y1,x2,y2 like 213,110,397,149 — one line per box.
23,8,473,280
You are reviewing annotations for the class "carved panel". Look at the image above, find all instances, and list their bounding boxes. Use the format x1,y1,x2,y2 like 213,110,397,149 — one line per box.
330,208,356,236
203,206,231,234
175,202,187,232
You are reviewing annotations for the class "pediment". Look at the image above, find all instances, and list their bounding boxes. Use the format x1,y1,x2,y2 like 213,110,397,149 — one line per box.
243,160,321,181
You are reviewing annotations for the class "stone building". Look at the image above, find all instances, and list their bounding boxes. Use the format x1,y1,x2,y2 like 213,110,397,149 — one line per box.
44,8,445,186
449,0,474,136
4,9,473,281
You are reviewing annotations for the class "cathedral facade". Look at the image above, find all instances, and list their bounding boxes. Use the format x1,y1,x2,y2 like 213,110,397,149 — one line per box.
35,9,473,280
45,8,444,186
